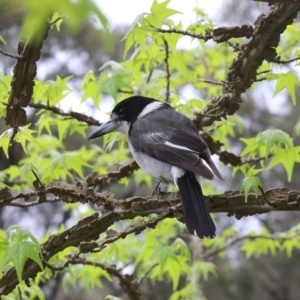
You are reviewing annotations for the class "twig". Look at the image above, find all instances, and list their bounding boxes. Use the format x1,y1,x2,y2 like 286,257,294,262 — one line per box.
17,286,23,300
90,211,173,253
0,48,24,59
225,41,241,51
2,180,26,186
258,185,275,207
157,28,212,41
31,169,45,190
252,77,268,83
42,259,65,271
203,232,300,259
86,159,138,187
265,56,300,64
9,126,18,146
219,150,272,167
6,197,61,207
72,259,143,300
146,69,153,83
257,70,271,76
163,38,170,103
29,102,100,126
199,79,225,87
118,88,134,94
49,16,62,26
137,263,158,285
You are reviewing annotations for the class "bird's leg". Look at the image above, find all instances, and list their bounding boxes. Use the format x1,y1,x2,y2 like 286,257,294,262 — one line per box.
152,180,161,199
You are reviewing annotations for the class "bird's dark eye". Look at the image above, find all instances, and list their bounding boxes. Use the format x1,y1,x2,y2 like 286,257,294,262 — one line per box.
119,108,125,116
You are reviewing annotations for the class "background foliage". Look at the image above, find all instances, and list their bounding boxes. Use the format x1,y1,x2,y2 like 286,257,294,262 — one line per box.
0,0,300,299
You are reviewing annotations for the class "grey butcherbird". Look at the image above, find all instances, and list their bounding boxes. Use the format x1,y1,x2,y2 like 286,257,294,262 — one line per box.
88,96,223,238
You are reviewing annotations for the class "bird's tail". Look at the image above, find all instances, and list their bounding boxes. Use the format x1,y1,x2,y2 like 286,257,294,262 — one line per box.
176,171,215,238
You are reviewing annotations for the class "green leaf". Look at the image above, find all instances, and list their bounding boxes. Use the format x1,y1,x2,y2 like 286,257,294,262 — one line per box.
33,76,71,106
98,74,131,100
20,163,38,181
194,261,217,281
55,119,70,141
99,61,128,73
7,225,40,245
283,238,300,258
81,71,102,106
0,35,6,45
37,113,52,135
240,230,280,258
274,71,300,105
0,226,43,282
16,125,38,153
240,129,293,158
268,146,300,181
170,283,193,300
293,117,300,136
123,13,148,58
0,230,8,262
78,265,110,289
0,129,12,158
151,244,179,270
65,151,91,178
21,0,108,40
51,12,63,31
261,129,293,156
147,0,180,27
241,176,262,202
134,169,152,187
240,237,258,258
50,154,67,174
149,240,189,290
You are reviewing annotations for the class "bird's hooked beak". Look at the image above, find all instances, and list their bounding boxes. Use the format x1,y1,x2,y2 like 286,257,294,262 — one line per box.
88,119,119,140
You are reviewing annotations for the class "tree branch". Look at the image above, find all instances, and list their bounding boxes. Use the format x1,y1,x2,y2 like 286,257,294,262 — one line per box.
203,231,300,259
28,102,100,126
194,3,300,128
72,259,143,300
163,38,171,103
0,48,24,59
86,159,138,187
157,24,254,43
0,183,299,295
5,21,51,130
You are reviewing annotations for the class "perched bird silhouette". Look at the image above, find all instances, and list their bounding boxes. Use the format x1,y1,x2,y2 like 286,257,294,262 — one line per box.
89,96,223,238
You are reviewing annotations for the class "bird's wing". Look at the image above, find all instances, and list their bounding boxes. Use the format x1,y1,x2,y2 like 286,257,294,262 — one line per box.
130,122,220,180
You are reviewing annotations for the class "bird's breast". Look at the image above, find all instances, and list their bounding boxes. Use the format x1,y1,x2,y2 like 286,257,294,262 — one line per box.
128,141,173,183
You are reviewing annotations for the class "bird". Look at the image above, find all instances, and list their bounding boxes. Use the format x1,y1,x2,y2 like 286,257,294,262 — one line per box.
88,96,223,238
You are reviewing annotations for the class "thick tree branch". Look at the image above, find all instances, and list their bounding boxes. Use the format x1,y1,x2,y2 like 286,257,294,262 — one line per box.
0,184,299,295
0,209,171,296
5,22,50,130
194,3,300,128
2,179,300,217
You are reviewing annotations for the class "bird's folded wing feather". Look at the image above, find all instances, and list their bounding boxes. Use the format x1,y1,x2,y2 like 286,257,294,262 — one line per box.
130,127,215,180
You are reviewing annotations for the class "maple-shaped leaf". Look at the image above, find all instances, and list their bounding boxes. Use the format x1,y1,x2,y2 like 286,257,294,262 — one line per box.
274,71,300,105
